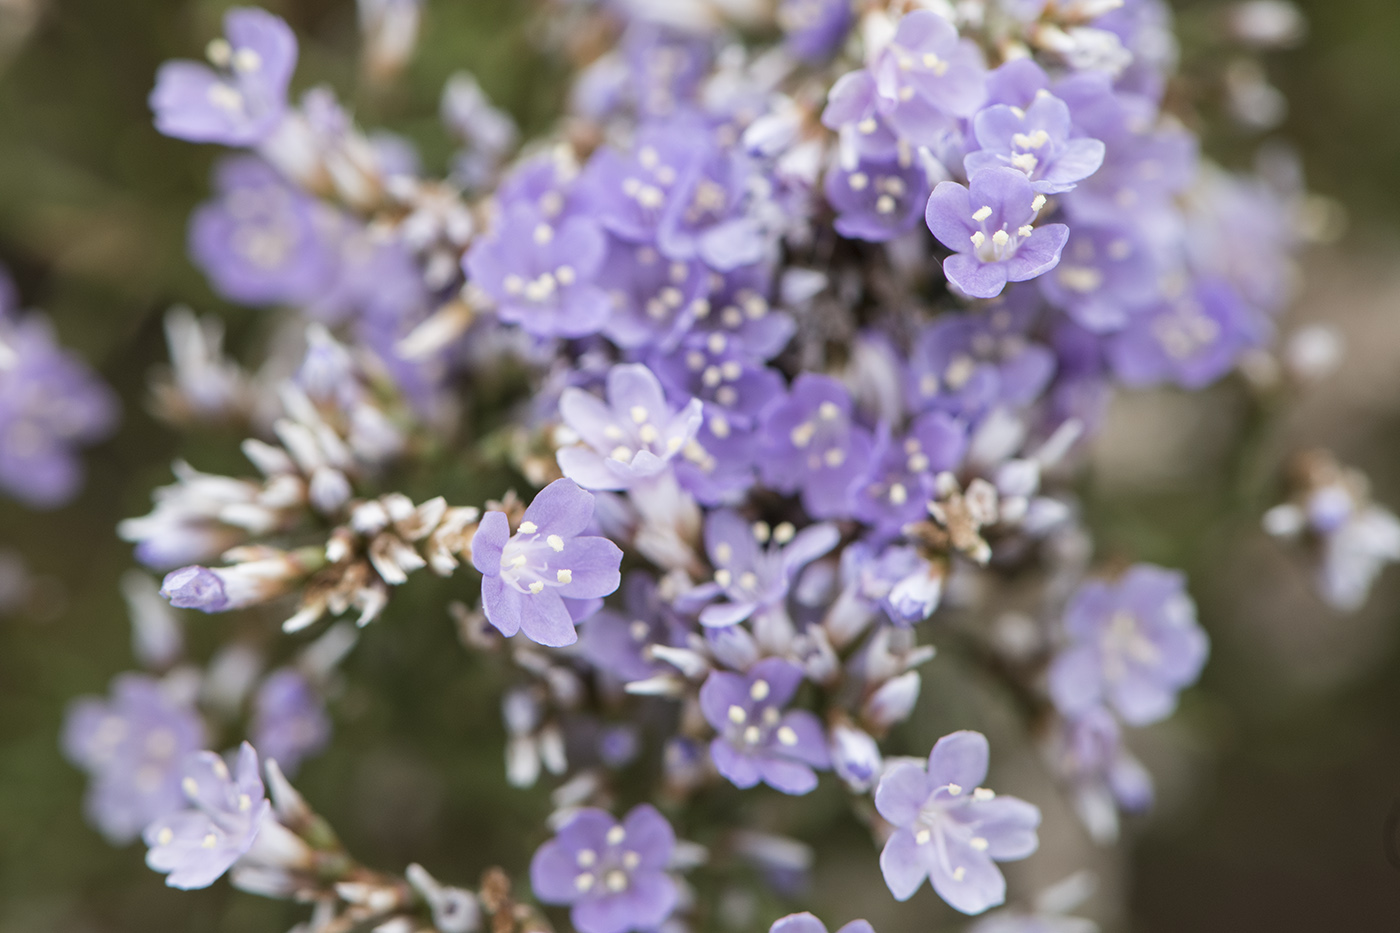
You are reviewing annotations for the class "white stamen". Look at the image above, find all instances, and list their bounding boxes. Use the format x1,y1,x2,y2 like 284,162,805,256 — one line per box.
728,705,747,724
232,48,261,73
518,521,538,534
556,569,573,584
972,205,993,222
750,680,770,701
205,38,232,67
546,534,565,552
777,726,798,746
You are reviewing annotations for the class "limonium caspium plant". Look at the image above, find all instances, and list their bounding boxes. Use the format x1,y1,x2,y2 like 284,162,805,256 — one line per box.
4,0,1387,931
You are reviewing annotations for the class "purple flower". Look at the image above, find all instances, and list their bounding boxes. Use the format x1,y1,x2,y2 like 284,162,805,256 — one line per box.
849,414,967,532
1049,706,1153,842
61,673,206,843
556,362,703,491
1038,222,1157,333
871,11,988,121
825,152,931,242
144,742,271,890
672,413,760,506
597,239,710,351
904,304,1056,424
580,123,704,244
580,573,693,683
759,374,874,520
699,658,831,794
858,544,945,625
0,312,118,508
150,7,297,146
189,157,338,308
472,479,623,647
1048,565,1208,726
529,804,679,933
925,167,1069,299
653,338,784,430
1105,279,1259,389
250,669,330,776
463,202,611,338
822,71,904,163
657,146,769,272
964,93,1105,194
770,913,875,933
875,730,1041,914
1056,77,1197,223
778,0,854,63
682,509,839,628
983,58,1051,110
622,24,713,119
691,264,795,363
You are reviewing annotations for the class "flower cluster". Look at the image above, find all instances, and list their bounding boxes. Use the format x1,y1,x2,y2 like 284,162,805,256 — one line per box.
43,2,1392,933
0,270,118,507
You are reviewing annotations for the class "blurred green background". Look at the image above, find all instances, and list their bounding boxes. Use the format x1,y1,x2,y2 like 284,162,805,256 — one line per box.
2,0,1400,930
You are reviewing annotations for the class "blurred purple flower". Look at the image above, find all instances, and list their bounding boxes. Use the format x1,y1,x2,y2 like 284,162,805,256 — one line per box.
250,669,330,776
62,673,206,844
0,311,118,508
1048,564,1208,726
150,7,297,146
530,804,678,933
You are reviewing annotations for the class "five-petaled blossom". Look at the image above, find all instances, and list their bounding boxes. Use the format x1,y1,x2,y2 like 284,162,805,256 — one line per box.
700,657,831,794
875,730,1041,914
143,742,271,890
150,7,297,146
473,478,623,647
681,509,840,628
1047,564,1208,726
557,362,704,491
925,167,1069,299
529,804,679,933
